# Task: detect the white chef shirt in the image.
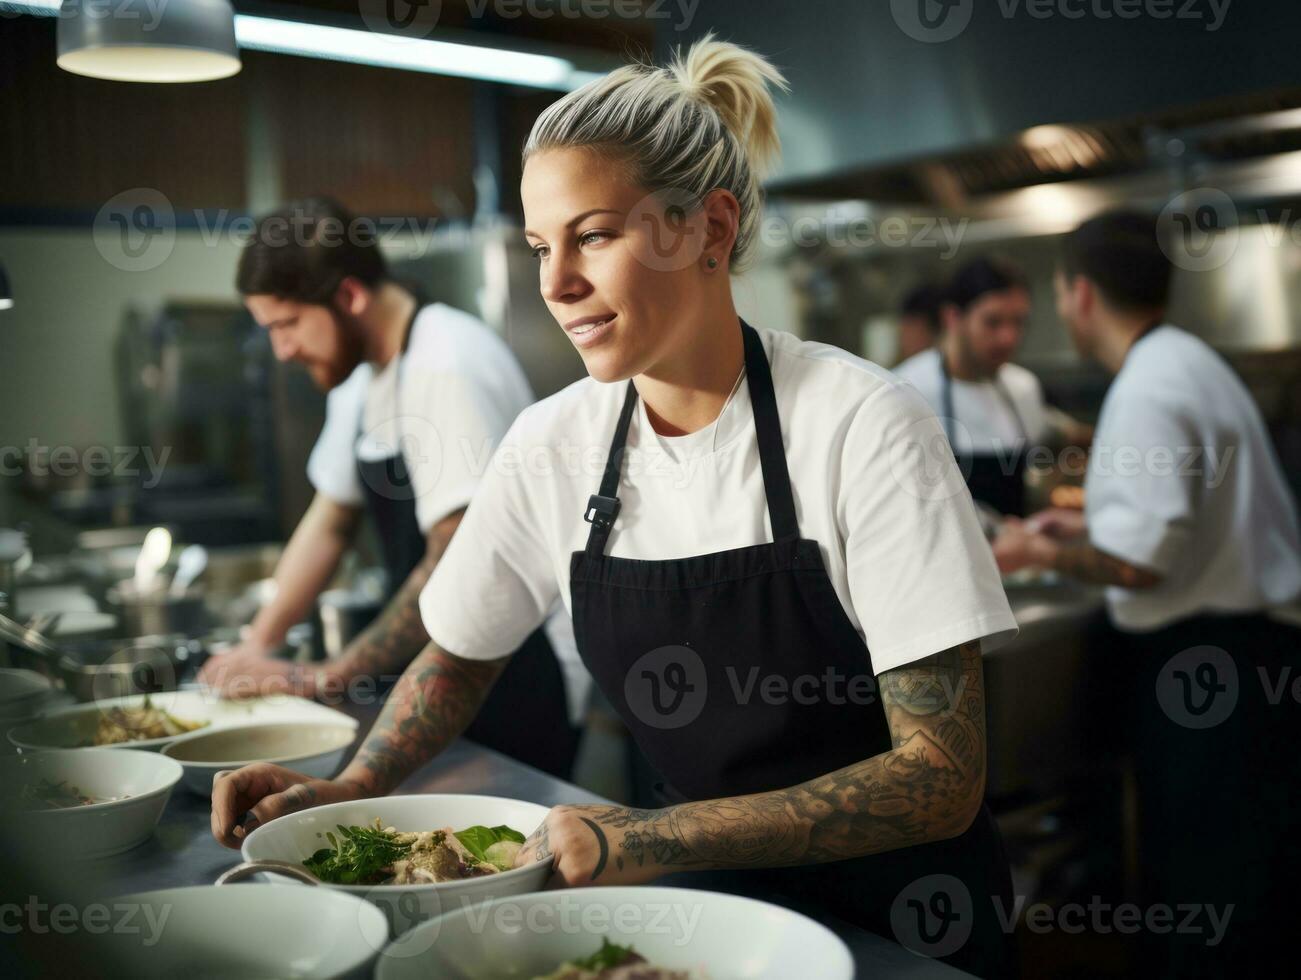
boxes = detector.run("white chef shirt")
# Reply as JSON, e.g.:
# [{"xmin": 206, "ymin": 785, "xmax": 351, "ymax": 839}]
[
  {"xmin": 306, "ymin": 302, "xmax": 590, "ymax": 723},
  {"xmin": 1086, "ymin": 325, "xmax": 1301, "ymax": 631},
  {"xmin": 894, "ymin": 347, "xmax": 1051, "ymax": 455},
  {"xmin": 420, "ymin": 326, "xmax": 1018, "ymax": 677}
]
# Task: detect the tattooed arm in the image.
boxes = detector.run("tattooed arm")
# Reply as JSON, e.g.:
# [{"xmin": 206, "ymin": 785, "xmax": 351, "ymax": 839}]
[
  {"xmin": 517, "ymin": 641, "xmax": 987, "ymax": 885},
  {"xmin": 210, "ymin": 639, "xmax": 509, "ymax": 846},
  {"xmin": 992, "ymin": 520, "xmax": 1162, "ymax": 589},
  {"xmin": 314, "ymin": 509, "xmax": 467, "ymax": 695}
]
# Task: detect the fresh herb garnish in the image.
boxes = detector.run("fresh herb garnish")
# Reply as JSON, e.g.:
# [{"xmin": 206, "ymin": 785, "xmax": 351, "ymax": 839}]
[
  {"xmin": 453, "ymin": 824, "xmax": 526, "ymax": 864},
  {"xmin": 571, "ymin": 938, "xmax": 638, "ymax": 971},
  {"xmin": 302, "ymin": 821, "xmax": 414, "ymax": 885}
]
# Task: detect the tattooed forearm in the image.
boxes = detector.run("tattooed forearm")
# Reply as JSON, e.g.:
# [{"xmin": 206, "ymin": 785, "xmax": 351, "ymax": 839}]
[
  {"xmin": 589, "ymin": 642, "xmax": 988, "ymax": 875},
  {"xmin": 338, "ymin": 642, "xmax": 507, "ymax": 796},
  {"xmin": 1051, "ymin": 541, "xmax": 1162, "ymax": 589},
  {"xmin": 331, "ymin": 512, "xmax": 465, "ymax": 686}
]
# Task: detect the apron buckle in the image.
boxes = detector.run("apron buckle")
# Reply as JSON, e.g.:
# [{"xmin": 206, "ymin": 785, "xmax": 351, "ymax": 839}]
[{"xmin": 584, "ymin": 494, "xmax": 621, "ymax": 530}]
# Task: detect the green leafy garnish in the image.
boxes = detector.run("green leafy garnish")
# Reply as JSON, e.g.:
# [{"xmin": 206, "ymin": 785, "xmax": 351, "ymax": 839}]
[
  {"xmin": 302, "ymin": 821, "xmax": 414, "ymax": 885},
  {"xmin": 571, "ymin": 939, "xmax": 638, "ymax": 971},
  {"xmin": 453, "ymin": 824, "xmax": 526, "ymax": 864}
]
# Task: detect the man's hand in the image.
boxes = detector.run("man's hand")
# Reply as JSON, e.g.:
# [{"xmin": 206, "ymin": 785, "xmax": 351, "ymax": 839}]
[
  {"xmin": 198, "ymin": 643, "xmax": 327, "ymax": 700},
  {"xmin": 514, "ymin": 804, "xmax": 685, "ymax": 888},
  {"xmin": 991, "ymin": 518, "xmax": 1056, "ymax": 575},
  {"xmin": 210, "ymin": 763, "xmax": 366, "ymax": 849},
  {"xmin": 1024, "ymin": 507, "xmax": 1087, "ymax": 540}
]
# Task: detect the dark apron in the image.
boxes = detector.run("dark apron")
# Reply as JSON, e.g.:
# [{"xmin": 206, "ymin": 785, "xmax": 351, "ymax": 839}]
[
  {"xmin": 354, "ymin": 301, "xmax": 580, "ymax": 780},
  {"xmin": 570, "ymin": 321, "xmax": 1014, "ymax": 977},
  {"xmin": 939, "ymin": 354, "xmax": 1029, "ymax": 517}
]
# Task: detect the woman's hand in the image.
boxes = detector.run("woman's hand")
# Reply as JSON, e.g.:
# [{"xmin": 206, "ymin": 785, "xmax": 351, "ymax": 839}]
[
  {"xmin": 514, "ymin": 804, "xmax": 684, "ymax": 888},
  {"xmin": 210, "ymin": 763, "xmax": 365, "ymax": 849}
]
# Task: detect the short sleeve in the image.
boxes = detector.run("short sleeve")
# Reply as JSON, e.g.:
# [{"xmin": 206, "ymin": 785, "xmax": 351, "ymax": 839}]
[
  {"xmin": 404, "ymin": 369, "xmax": 522, "ymax": 533},
  {"xmin": 306, "ymin": 374, "xmax": 365, "ymax": 507},
  {"xmin": 1086, "ymin": 392, "xmax": 1196, "ymax": 575},
  {"xmin": 840, "ymin": 383, "xmax": 1018, "ymax": 674},
  {"xmin": 419, "ymin": 413, "xmax": 559, "ymax": 660}
]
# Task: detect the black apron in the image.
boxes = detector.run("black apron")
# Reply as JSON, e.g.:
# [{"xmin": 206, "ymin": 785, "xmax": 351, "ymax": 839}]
[
  {"xmin": 939, "ymin": 353, "xmax": 1030, "ymax": 517},
  {"xmin": 354, "ymin": 300, "xmax": 580, "ymax": 780},
  {"xmin": 570, "ymin": 321, "xmax": 1014, "ymax": 977}
]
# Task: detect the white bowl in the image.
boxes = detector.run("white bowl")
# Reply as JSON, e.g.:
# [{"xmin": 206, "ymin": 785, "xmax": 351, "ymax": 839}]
[
  {"xmin": 163, "ymin": 721, "xmax": 358, "ymax": 797},
  {"xmin": 7, "ymin": 688, "xmax": 356, "ymax": 752},
  {"xmin": 240, "ymin": 794, "xmax": 553, "ymax": 935},
  {"xmin": 104, "ymin": 885, "xmax": 388, "ymax": 979},
  {"xmin": 0, "ymin": 748, "xmax": 182, "ymax": 858},
  {"xmin": 0, "ymin": 668, "xmax": 57, "ymax": 724},
  {"xmin": 375, "ymin": 886, "xmax": 855, "ymax": 979}
]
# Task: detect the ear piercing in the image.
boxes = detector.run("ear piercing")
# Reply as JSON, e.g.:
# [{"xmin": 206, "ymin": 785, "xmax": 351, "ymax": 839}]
[{"xmin": 706, "ymin": 257, "xmax": 718, "ymax": 269}]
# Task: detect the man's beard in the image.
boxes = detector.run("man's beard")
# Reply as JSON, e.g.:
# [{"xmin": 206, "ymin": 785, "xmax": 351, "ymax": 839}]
[{"xmin": 308, "ymin": 309, "xmax": 368, "ymax": 391}]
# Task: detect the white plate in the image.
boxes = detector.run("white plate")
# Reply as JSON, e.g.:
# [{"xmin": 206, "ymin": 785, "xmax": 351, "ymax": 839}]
[
  {"xmin": 163, "ymin": 720, "xmax": 358, "ymax": 797},
  {"xmin": 7, "ymin": 688, "xmax": 356, "ymax": 752},
  {"xmin": 240, "ymin": 794, "xmax": 553, "ymax": 936},
  {"xmin": 375, "ymin": 886, "xmax": 855, "ymax": 979},
  {"xmin": 0, "ymin": 748, "xmax": 182, "ymax": 858},
  {"xmin": 106, "ymin": 885, "xmax": 388, "ymax": 979}
]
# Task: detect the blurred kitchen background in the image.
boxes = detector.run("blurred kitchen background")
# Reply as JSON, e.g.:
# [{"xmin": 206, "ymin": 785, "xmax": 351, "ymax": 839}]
[{"xmin": 3, "ymin": 2, "xmax": 1301, "ymax": 975}]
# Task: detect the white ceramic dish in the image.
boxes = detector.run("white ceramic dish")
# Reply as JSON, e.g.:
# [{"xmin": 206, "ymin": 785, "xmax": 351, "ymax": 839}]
[
  {"xmin": 374, "ymin": 886, "xmax": 855, "ymax": 979},
  {"xmin": 163, "ymin": 720, "xmax": 358, "ymax": 797},
  {"xmin": 0, "ymin": 667, "xmax": 57, "ymax": 724},
  {"xmin": 0, "ymin": 748, "xmax": 182, "ymax": 858},
  {"xmin": 105, "ymin": 885, "xmax": 388, "ymax": 979},
  {"xmin": 240, "ymin": 794, "xmax": 553, "ymax": 935},
  {"xmin": 7, "ymin": 688, "xmax": 356, "ymax": 752}
]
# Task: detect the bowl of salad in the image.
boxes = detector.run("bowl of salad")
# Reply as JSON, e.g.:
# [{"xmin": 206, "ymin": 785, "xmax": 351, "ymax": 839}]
[
  {"xmin": 238, "ymin": 794, "xmax": 553, "ymax": 935},
  {"xmin": 372, "ymin": 886, "xmax": 855, "ymax": 979},
  {"xmin": 0, "ymin": 748, "xmax": 183, "ymax": 858}
]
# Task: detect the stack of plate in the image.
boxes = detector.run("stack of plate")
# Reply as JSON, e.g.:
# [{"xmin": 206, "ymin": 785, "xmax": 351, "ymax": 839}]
[{"xmin": 0, "ymin": 667, "xmax": 61, "ymax": 730}]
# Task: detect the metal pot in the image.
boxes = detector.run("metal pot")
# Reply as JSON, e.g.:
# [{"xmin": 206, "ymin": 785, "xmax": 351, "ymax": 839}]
[
  {"xmin": 107, "ymin": 580, "xmax": 209, "ymax": 638},
  {"xmin": 312, "ymin": 589, "xmax": 383, "ymax": 661}
]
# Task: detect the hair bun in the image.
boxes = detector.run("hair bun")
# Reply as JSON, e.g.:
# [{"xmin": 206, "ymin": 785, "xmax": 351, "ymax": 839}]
[{"xmin": 669, "ymin": 32, "xmax": 789, "ymax": 181}]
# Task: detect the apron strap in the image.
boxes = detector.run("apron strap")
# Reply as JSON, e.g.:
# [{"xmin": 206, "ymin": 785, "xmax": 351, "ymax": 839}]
[
  {"xmin": 353, "ymin": 294, "xmax": 424, "ymax": 444},
  {"xmin": 742, "ymin": 322, "xmax": 799, "ymax": 541},
  {"xmin": 583, "ymin": 321, "xmax": 801, "ymax": 557}
]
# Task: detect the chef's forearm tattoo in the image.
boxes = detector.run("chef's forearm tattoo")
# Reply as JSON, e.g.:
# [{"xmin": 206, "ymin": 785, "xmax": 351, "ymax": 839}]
[
  {"xmin": 1050, "ymin": 540, "xmax": 1162, "ymax": 589},
  {"xmin": 331, "ymin": 513, "xmax": 464, "ymax": 687},
  {"xmin": 585, "ymin": 642, "xmax": 988, "ymax": 877},
  {"xmin": 580, "ymin": 818, "xmax": 609, "ymax": 880},
  {"xmin": 341, "ymin": 643, "xmax": 507, "ymax": 795}
]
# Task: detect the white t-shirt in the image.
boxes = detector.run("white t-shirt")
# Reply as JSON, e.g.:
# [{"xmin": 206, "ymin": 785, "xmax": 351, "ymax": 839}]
[
  {"xmin": 307, "ymin": 302, "xmax": 590, "ymax": 723},
  {"xmin": 893, "ymin": 347, "xmax": 1050, "ymax": 455},
  {"xmin": 1086, "ymin": 325, "xmax": 1301, "ymax": 631},
  {"xmin": 420, "ymin": 327, "xmax": 1018, "ymax": 678}
]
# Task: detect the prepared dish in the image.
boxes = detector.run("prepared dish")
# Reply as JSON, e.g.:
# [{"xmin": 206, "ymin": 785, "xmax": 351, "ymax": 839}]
[
  {"xmin": 303, "ymin": 818, "xmax": 527, "ymax": 885},
  {"xmin": 534, "ymin": 939, "xmax": 697, "ymax": 980},
  {"xmin": 90, "ymin": 694, "xmax": 209, "ymax": 746}
]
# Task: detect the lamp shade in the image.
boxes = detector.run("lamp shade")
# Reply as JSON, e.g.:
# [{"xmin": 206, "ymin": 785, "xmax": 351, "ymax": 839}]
[
  {"xmin": 56, "ymin": 0, "xmax": 240, "ymax": 83},
  {"xmin": 0, "ymin": 263, "xmax": 11, "ymax": 311}
]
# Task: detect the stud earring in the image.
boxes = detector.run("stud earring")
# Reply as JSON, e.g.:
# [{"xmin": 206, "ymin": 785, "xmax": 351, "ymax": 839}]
[{"xmin": 706, "ymin": 257, "xmax": 718, "ymax": 269}]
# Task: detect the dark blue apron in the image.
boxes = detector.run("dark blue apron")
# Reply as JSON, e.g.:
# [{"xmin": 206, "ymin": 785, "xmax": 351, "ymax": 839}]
[
  {"xmin": 355, "ymin": 300, "xmax": 579, "ymax": 779},
  {"xmin": 570, "ymin": 321, "xmax": 1014, "ymax": 977}
]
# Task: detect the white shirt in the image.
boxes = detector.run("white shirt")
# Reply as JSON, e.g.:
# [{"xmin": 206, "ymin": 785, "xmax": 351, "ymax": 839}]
[
  {"xmin": 307, "ymin": 302, "xmax": 590, "ymax": 723},
  {"xmin": 893, "ymin": 347, "xmax": 1050, "ymax": 455},
  {"xmin": 1086, "ymin": 325, "xmax": 1301, "ymax": 631},
  {"xmin": 420, "ymin": 327, "xmax": 1018, "ymax": 677}
]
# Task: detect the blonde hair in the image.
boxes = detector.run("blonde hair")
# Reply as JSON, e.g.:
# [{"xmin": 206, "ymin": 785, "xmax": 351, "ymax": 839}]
[{"xmin": 522, "ymin": 32, "xmax": 788, "ymax": 273}]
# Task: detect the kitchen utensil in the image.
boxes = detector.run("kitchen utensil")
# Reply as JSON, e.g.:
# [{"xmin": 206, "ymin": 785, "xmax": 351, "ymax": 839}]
[
  {"xmin": 132, "ymin": 527, "xmax": 173, "ymax": 595},
  {"xmin": 169, "ymin": 544, "xmax": 208, "ymax": 597}
]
